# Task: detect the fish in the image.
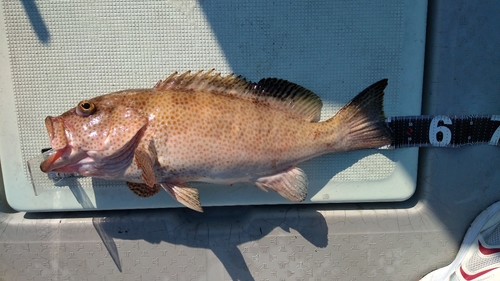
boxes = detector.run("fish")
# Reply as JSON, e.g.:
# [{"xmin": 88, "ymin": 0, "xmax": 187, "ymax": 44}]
[{"xmin": 40, "ymin": 70, "xmax": 393, "ymax": 212}]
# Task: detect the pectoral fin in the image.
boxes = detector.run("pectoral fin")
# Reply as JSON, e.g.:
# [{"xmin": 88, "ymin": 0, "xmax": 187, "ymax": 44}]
[
  {"xmin": 134, "ymin": 148, "xmax": 156, "ymax": 188},
  {"xmin": 126, "ymin": 182, "xmax": 161, "ymax": 197},
  {"xmin": 160, "ymin": 183, "xmax": 203, "ymax": 212},
  {"xmin": 254, "ymin": 167, "xmax": 308, "ymax": 202}
]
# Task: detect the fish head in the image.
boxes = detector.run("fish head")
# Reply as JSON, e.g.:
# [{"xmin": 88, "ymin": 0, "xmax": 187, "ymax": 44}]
[{"xmin": 40, "ymin": 97, "xmax": 148, "ymax": 177}]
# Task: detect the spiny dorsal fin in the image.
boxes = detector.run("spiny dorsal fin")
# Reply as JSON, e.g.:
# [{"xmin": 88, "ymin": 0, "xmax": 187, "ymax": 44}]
[{"xmin": 154, "ymin": 70, "xmax": 323, "ymax": 122}]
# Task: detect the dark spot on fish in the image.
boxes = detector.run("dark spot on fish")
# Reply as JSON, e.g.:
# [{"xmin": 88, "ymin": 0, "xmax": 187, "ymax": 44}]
[{"xmin": 313, "ymin": 130, "xmax": 321, "ymax": 140}]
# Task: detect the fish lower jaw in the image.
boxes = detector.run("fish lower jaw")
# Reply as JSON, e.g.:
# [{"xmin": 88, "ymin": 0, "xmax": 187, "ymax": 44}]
[
  {"xmin": 41, "ymin": 152, "xmax": 98, "ymax": 176},
  {"xmin": 40, "ymin": 146, "xmax": 83, "ymax": 173}
]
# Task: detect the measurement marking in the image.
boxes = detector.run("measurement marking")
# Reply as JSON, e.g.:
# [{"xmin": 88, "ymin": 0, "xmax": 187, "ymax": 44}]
[
  {"xmin": 406, "ymin": 127, "xmax": 413, "ymax": 136},
  {"xmin": 387, "ymin": 114, "xmax": 500, "ymax": 149}
]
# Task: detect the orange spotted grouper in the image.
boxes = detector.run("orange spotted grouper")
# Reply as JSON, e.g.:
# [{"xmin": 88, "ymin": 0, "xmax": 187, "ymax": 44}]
[{"xmin": 40, "ymin": 70, "xmax": 393, "ymax": 212}]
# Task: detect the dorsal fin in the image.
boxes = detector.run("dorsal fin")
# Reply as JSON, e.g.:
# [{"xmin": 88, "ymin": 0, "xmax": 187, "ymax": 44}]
[
  {"xmin": 252, "ymin": 78, "xmax": 323, "ymax": 122},
  {"xmin": 154, "ymin": 70, "xmax": 323, "ymax": 122}
]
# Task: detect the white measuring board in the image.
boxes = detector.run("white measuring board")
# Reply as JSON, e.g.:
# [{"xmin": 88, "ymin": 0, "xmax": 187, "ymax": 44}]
[{"xmin": 0, "ymin": 0, "xmax": 426, "ymax": 211}]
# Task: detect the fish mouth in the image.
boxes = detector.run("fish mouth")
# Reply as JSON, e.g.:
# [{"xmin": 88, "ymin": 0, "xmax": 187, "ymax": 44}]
[
  {"xmin": 40, "ymin": 116, "xmax": 88, "ymax": 173},
  {"xmin": 40, "ymin": 148, "xmax": 65, "ymax": 173},
  {"xmin": 39, "ymin": 146, "xmax": 89, "ymax": 173}
]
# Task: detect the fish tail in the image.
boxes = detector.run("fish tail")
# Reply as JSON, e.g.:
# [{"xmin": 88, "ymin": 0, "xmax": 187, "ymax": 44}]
[{"xmin": 327, "ymin": 79, "xmax": 393, "ymax": 151}]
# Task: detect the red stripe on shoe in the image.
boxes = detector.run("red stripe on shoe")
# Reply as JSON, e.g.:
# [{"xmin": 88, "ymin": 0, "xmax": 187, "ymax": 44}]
[
  {"xmin": 479, "ymin": 240, "xmax": 500, "ymax": 255},
  {"xmin": 460, "ymin": 266, "xmax": 498, "ymax": 280}
]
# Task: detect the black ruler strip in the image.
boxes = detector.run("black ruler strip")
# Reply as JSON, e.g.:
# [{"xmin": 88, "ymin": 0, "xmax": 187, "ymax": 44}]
[{"xmin": 386, "ymin": 115, "xmax": 500, "ymax": 149}]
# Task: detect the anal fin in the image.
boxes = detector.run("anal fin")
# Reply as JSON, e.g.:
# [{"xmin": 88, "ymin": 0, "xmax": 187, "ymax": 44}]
[
  {"xmin": 254, "ymin": 167, "xmax": 308, "ymax": 202},
  {"xmin": 160, "ymin": 183, "xmax": 203, "ymax": 212},
  {"xmin": 126, "ymin": 182, "xmax": 161, "ymax": 198}
]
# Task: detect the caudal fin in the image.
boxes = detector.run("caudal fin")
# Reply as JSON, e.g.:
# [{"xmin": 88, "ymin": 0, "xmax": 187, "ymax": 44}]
[{"xmin": 329, "ymin": 79, "xmax": 393, "ymax": 150}]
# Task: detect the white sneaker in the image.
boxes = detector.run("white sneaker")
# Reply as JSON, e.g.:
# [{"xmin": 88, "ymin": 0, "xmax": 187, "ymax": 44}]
[{"xmin": 421, "ymin": 201, "xmax": 500, "ymax": 281}]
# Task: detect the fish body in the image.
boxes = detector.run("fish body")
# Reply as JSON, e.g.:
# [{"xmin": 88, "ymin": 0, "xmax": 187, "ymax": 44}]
[{"xmin": 40, "ymin": 70, "xmax": 393, "ymax": 211}]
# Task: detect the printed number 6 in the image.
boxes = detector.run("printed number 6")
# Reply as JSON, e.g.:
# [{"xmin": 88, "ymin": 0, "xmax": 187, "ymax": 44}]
[{"xmin": 429, "ymin": 116, "xmax": 452, "ymax": 147}]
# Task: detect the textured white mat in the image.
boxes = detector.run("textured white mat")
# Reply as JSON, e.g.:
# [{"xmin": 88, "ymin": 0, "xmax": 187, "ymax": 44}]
[{"xmin": 0, "ymin": 0, "xmax": 426, "ymax": 211}]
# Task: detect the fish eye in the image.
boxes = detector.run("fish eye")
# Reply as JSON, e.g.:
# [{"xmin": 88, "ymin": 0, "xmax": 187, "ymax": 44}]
[{"xmin": 76, "ymin": 100, "xmax": 96, "ymax": 116}]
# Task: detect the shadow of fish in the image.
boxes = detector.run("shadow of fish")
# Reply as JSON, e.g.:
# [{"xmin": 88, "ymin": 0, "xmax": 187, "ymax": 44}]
[{"xmin": 40, "ymin": 70, "xmax": 393, "ymax": 212}]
